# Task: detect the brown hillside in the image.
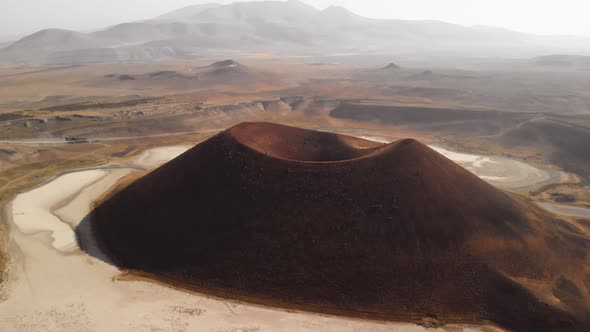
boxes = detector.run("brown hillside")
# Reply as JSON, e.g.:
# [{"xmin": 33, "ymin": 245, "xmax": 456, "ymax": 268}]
[{"xmin": 83, "ymin": 122, "xmax": 590, "ymax": 332}]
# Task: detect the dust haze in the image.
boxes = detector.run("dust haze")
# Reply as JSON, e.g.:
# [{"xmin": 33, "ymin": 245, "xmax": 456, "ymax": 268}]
[{"xmin": 1, "ymin": 1, "xmax": 590, "ymax": 332}]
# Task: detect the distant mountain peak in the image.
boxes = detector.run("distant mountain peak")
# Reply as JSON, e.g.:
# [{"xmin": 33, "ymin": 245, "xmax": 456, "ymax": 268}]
[
  {"xmin": 320, "ymin": 5, "xmax": 358, "ymax": 16},
  {"xmin": 156, "ymin": 3, "xmax": 223, "ymax": 21},
  {"xmin": 318, "ymin": 5, "xmax": 364, "ymax": 23}
]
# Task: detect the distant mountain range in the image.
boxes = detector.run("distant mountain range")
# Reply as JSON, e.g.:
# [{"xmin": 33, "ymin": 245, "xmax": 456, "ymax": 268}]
[{"xmin": 2, "ymin": 0, "xmax": 590, "ymax": 65}]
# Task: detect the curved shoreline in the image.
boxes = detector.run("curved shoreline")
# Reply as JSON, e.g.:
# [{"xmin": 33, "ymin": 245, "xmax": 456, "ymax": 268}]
[
  {"xmin": 11, "ymin": 170, "xmax": 108, "ymax": 252},
  {"xmin": 358, "ymin": 135, "xmax": 571, "ymax": 191}
]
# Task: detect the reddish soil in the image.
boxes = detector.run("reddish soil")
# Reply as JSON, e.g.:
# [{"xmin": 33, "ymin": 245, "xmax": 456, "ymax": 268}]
[{"xmin": 85, "ymin": 122, "xmax": 590, "ymax": 332}]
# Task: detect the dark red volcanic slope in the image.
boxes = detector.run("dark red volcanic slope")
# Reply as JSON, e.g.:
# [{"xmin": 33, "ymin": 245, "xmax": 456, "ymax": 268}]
[{"xmin": 83, "ymin": 122, "xmax": 590, "ymax": 332}]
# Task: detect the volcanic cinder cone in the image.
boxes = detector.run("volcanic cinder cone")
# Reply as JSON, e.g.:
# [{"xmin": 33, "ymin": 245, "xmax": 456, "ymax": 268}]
[{"xmin": 83, "ymin": 122, "xmax": 590, "ymax": 332}]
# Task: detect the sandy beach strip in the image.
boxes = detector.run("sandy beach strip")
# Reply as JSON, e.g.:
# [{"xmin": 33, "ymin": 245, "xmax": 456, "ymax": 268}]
[{"xmin": 10, "ymin": 170, "xmax": 109, "ymax": 253}]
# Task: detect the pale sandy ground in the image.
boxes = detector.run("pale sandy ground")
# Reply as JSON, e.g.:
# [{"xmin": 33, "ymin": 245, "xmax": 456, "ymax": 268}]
[
  {"xmin": 132, "ymin": 146, "xmax": 192, "ymax": 169},
  {"xmin": 0, "ymin": 163, "xmax": 505, "ymax": 331},
  {"xmin": 53, "ymin": 169, "xmax": 132, "ymax": 228},
  {"xmin": 429, "ymin": 146, "xmax": 568, "ymax": 190},
  {"xmin": 10, "ymin": 170, "xmax": 108, "ymax": 253},
  {"xmin": 359, "ymin": 136, "xmax": 569, "ymax": 190},
  {"xmin": 537, "ymin": 202, "xmax": 590, "ymax": 219}
]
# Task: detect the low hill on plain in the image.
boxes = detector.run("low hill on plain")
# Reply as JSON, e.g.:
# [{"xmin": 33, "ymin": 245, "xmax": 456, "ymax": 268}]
[{"xmin": 100, "ymin": 60, "xmax": 279, "ymax": 90}]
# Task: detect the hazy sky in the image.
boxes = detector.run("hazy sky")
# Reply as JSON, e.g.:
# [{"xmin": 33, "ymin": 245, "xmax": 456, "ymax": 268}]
[{"xmin": 2, "ymin": 0, "xmax": 590, "ymax": 40}]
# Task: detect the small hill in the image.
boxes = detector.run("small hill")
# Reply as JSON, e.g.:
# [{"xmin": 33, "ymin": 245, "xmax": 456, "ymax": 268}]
[
  {"xmin": 398, "ymin": 69, "xmax": 435, "ymax": 81},
  {"xmin": 418, "ymin": 69, "xmax": 434, "ymax": 76},
  {"xmin": 147, "ymin": 70, "xmax": 184, "ymax": 79},
  {"xmin": 383, "ymin": 62, "xmax": 401, "ymax": 70},
  {"xmin": 5, "ymin": 29, "xmax": 97, "ymax": 52},
  {"xmin": 100, "ymin": 60, "xmax": 279, "ymax": 89},
  {"xmin": 104, "ymin": 60, "xmax": 248, "ymax": 83},
  {"xmin": 200, "ymin": 59, "xmax": 248, "ymax": 75},
  {"xmin": 104, "ymin": 71, "xmax": 185, "ymax": 82},
  {"xmin": 207, "ymin": 59, "xmax": 241, "ymax": 69},
  {"xmin": 83, "ymin": 122, "xmax": 590, "ymax": 332},
  {"xmin": 195, "ymin": 60, "xmax": 277, "ymax": 86}
]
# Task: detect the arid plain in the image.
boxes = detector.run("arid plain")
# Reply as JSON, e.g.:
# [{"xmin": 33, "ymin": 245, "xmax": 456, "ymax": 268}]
[{"xmin": 1, "ymin": 54, "xmax": 590, "ymax": 332}]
